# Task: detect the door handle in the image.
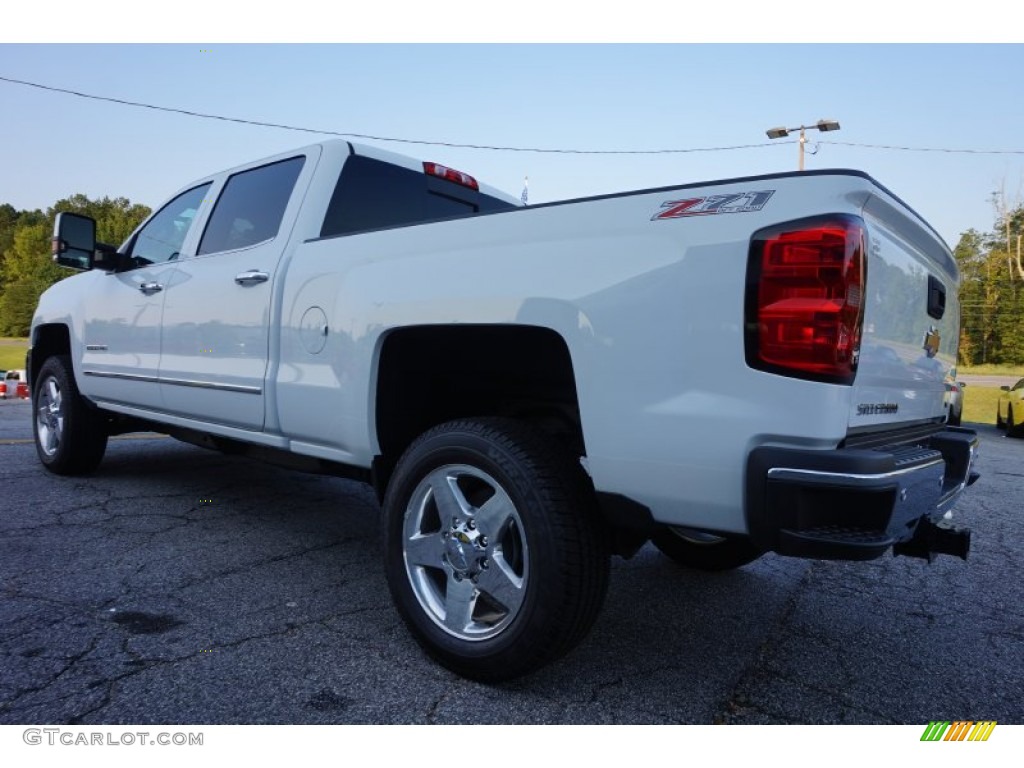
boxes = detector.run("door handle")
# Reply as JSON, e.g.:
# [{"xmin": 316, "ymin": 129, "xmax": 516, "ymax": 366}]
[
  {"xmin": 139, "ymin": 282, "xmax": 163, "ymax": 295},
  {"xmin": 235, "ymin": 270, "xmax": 270, "ymax": 286}
]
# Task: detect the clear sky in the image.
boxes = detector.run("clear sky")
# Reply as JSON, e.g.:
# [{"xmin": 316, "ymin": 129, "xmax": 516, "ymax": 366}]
[{"xmin": 2, "ymin": 39, "xmax": 1023, "ymax": 247}]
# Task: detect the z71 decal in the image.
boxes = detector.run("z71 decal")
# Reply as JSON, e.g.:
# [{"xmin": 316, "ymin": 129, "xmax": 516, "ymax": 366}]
[{"xmin": 652, "ymin": 190, "xmax": 775, "ymax": 220}]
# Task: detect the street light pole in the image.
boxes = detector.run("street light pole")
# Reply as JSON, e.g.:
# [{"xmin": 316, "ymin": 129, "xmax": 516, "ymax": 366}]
[{"xmin": 766, "ymin": 120, "xmax": 841, "ymax": 170}]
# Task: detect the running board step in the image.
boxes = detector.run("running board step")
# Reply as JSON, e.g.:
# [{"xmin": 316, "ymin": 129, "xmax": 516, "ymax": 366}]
[{"xmin": 778, "ymin": 526, "xmax": 895, "ymax": 561}]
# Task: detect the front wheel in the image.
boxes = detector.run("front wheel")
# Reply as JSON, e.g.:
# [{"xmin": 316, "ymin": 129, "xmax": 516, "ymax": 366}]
[
  {"xmin": 652, "ymin": 527, "xmax": 764, "ymax": 571},
  {"xmin": 382, "ymin": 418, "xmax": 609, "ymax": 682},
  {"xmin": 33, "ymin": 355, "xmax": 108, "ymax": 475}
]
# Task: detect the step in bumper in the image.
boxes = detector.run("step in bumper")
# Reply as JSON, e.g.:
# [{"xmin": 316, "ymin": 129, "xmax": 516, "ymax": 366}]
[{"xmin": 745, "ymin": 427, "xmax": 979, "ymax": 561}]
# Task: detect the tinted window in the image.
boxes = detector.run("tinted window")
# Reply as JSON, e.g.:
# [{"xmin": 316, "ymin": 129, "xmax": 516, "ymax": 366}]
[
  {"xmin": 198, "ymin": 156, "xmax": 304, "ymax": 255},
  {"xmin": 127, "ymin": 183, "xmax": 212, "ymax": 267},
  {"xmin": 320, "ymin": 155, "xmax": 516, "ymax": 237}
]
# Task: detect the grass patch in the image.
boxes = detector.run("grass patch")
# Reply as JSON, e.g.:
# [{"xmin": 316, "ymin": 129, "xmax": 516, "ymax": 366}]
[
  {"xmin": 961, "ymin": 385, "xmax": 1003, "ymax": 426},
  {"xmin": 0, "ymin": 344, "xmax": 29, "ymax": 371},
  {"xmin": 958, "ymin": 363, "xmax": 1024, "ymax": 377}
]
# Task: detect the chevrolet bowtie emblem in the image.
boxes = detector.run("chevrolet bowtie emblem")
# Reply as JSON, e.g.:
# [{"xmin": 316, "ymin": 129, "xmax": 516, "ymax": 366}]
[{"xmin": 923, "ymin": 326, "xmax": 941, "ymax": 358}]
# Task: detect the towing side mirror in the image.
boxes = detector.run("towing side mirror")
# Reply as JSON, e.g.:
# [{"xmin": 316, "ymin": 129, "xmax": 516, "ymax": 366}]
[{"xmin": 52, "ymin": 212, "xmax": 97, "ymax": 271}]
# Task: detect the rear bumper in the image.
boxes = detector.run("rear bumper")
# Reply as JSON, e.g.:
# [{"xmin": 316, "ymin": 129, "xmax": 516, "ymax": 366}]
[{"xmin": 746, "ymin": 426, "xmax": 979, "ymax": 561}]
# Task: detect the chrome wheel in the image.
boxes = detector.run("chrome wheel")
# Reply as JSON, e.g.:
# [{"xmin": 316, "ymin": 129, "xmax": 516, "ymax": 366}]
[
  {"xmin": 32, "ymin": 355, "xmax": 108, "ymax": 475},
  {"xmin": 383, "ymin": 418, "xmax": 610, "ymax": 681},
  {"xmin": 403, "ymin": 464, "xmax": 529, "ymax": 641},
  {"xmin": 36, "ymin": 376, "xmax": 64, "ymax": 457}
]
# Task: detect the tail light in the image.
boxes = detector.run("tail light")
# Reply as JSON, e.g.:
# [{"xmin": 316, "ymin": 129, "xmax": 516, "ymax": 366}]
[
  {"xmin": 745, "ymin": 214, "xmax": 866, "ymax": 384},
  {"xmin": 423, "ymin": 162, "xmax": 479, "ymax": 191}
]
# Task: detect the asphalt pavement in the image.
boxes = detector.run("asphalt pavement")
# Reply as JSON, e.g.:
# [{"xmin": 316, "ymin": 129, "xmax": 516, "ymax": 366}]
[{"xmin": 1, "ymin": 397, "xmax": 1021, "ymax": 724}]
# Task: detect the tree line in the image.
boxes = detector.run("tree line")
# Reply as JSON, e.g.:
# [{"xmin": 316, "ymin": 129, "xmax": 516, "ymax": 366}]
[
  {"xmin": 0, "ymin": 196, "xmax": 151, "ymax": 336},
  {"xmin": 955, "ymin": 200, "xmax": 1024, "ymax": 367}
]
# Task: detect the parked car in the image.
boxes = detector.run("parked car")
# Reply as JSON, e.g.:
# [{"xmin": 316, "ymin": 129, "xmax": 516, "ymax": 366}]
[
  {"xmin": 997, "ymin": 378, "xmax": 1024, "ymax": 436},
  {"xmin": 945, "ymin": 379, "xmax": 965, "ymax": 426},
  {"xmin": 1, "ymin": 369, "xmax": 29, "ymax": 400}
]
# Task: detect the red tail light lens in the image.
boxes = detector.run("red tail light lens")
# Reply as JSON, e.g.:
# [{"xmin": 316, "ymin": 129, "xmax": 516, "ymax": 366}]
[
  {"xmin": 423, "ymin": 162, "xmax": 480, "ymax": 191},
  {"xmin": 746, "ymin": 215, "xmax": 866, "ymax": 383}
]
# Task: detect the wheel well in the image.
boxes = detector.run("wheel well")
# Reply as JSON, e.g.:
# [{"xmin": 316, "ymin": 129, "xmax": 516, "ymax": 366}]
[
  {"xmin": 30, "ymin": 324, "xmax": 71, "ymax": 387},
  {"xmin": 374, "ymin": 325, "xmax": 583, "ymax": 489}
]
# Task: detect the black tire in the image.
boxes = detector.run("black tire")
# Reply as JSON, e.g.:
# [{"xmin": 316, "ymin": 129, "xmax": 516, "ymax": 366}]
[
  {"xmin": 382, "ymin": 417, "xmax": 609, "ymax": 682},
  {"xmin": 1009, "ymin": 406, "xmax": 1022, "ymax": 438},
  {"xmin": 948, "ymin": 407, "xmax": 962, "ymax": 427},
  {"xmin": 33, "ymin": 355, "xmax": 108, "ymax": 475},
  {"xmin": 652, "ymin": 527, "xmax": 764, "ymax": 571},
  {"xmin": 995, "ymin": 406, "xmax": 1005, "ymax": 430}
]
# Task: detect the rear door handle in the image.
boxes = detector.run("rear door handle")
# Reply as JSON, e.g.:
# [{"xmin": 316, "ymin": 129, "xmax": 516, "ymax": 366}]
[
  {"xmin": 139, "ymin": 282, "xmax": 163, "ymax": 295},
  {"xmin": 235, "ymin": 270, "xmax": 270, "ymax": 286}
]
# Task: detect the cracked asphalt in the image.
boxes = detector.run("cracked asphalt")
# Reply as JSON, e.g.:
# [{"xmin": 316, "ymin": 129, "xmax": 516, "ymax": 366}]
[{"xmin": 1, "ymin": 397, "xmax": 1021, "ymax": 724}]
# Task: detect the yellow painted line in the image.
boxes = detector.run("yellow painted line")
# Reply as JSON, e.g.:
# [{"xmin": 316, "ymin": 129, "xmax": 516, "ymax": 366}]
[{"xmin": 0, "ymin": 434, "xmax": 169, "ymax": 445}]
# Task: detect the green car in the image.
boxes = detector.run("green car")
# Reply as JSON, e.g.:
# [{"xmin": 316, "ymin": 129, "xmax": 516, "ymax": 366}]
[{"xmin": 997, "ymin": 378, "xmax": 1024, "ymax": 436}]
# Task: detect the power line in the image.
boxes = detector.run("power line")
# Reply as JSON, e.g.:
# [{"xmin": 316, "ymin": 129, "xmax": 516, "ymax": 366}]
[
  {"xmin": 820, "ymin": 140, "xmax": 1024, "ymax": 156},
  {"xmin": 0, "ymin": 75, "xmax": 789, "ymax": 156},
  {"xmin": 11, "ymin": 74, "xmax": 1024, "ymax": 158}
]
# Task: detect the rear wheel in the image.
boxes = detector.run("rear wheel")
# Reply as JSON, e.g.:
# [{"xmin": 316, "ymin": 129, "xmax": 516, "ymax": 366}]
[
  {"xmin": 382, "ymin": 418, "xmax": 609, "ymax": 682},
  {"xmin": 652, "ymin": 527, "xmax": 764, "ymax": 571},
  {"xmin": 1009, "ymin": 406, "xmax": 1022, "ymax": 438},
  {"xmin": 33, "ymin": 355, "xmax": 108, "ymax": 475}
]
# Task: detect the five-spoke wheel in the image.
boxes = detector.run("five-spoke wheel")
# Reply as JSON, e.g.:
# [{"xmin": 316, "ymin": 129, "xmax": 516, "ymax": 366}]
[
  {"xmin": 32, "ymin": 355, "xmax": 108, "ymax": 475},
  {"xmin": 383, "ymin": 418, "xmax": 609, "ymax": 682},
  {"xmin": 402, "ymin": 463, "xmax": 529, "ymax": 641},
  {"xmin": 35, "ymin": 375, "xmax": 65, "ymax": 459}
]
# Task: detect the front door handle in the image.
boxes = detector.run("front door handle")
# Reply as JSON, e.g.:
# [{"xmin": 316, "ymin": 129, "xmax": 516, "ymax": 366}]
[
  {"xmin": 139, "ymin": 282, "xmax": 163, "ymax": 295},
  {"xmin": 235, "ymin": 270, "xmax": 270, "ymax": 286}
]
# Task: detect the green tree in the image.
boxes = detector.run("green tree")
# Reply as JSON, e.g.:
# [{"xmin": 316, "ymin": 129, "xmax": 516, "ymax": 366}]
[
  {"xmin": 0, "ymin": 222, "xmax": 66, "ymax": 336},
  {"xmin": 0, "ymin": 195, "xmax": 151, "ymax": 337},
  {"xmin": 954, "ymin": 229, "xmax": 985, "ymax": 365},
  {"xmin": 48, "ymin": 195, "xmax": 151, "ymax": 248},
  {"xmin": 955, "ymin": 202, "xmax": 1024, "ymax": 367}
]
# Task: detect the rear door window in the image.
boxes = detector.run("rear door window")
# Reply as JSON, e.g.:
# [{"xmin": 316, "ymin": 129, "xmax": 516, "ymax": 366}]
[{"xmin": 198, "ymin": 156, "xmax": 305, "ymax": 255}]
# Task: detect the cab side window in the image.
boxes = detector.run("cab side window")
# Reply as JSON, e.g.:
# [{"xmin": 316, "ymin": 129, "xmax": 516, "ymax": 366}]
[
  {"xmin": 198, "ymin": 156, "xmax": 304, "ymax": 256},
  {"xmin": 126, "ymin": 184, "xmax": 212, "ymax": 268}
]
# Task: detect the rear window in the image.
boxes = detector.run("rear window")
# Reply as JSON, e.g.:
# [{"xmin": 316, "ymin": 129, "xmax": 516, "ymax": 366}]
[{"xmin": 320, "ymin": 155, "xmax": 515, "ymax": 238}]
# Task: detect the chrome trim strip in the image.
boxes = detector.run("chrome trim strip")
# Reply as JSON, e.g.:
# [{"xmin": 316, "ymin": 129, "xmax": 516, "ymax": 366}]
[
  {"xmin": 160, "ymin": 377, "xmax": 262, "ymax": 394},
  {"xmin": 767, "ymin": 458, "xmax": 944, "ymax": 484},
  {"xmin": 83, "ymin": 370, "xmax": 158, "ymax": 383},
  {"xmin": 83, "ymin": 370, "xmax": 261, "ymax": 394}
]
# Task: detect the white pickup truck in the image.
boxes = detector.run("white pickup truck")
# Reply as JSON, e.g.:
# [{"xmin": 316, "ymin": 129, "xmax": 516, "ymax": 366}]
[{"xmin": 32, "ymin": 139, "xmax": 979, "ymax": 681}]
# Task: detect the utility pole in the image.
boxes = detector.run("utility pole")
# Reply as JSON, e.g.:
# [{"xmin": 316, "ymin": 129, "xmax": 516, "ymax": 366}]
[{"xmin": 766, "ymin": 120, "xmax": 841, "ymax": 170}]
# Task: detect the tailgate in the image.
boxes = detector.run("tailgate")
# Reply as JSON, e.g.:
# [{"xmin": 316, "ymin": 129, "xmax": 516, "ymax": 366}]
[{"xmin": 852, "ymin": 191, "xmax": 959, "ymax": 431}]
